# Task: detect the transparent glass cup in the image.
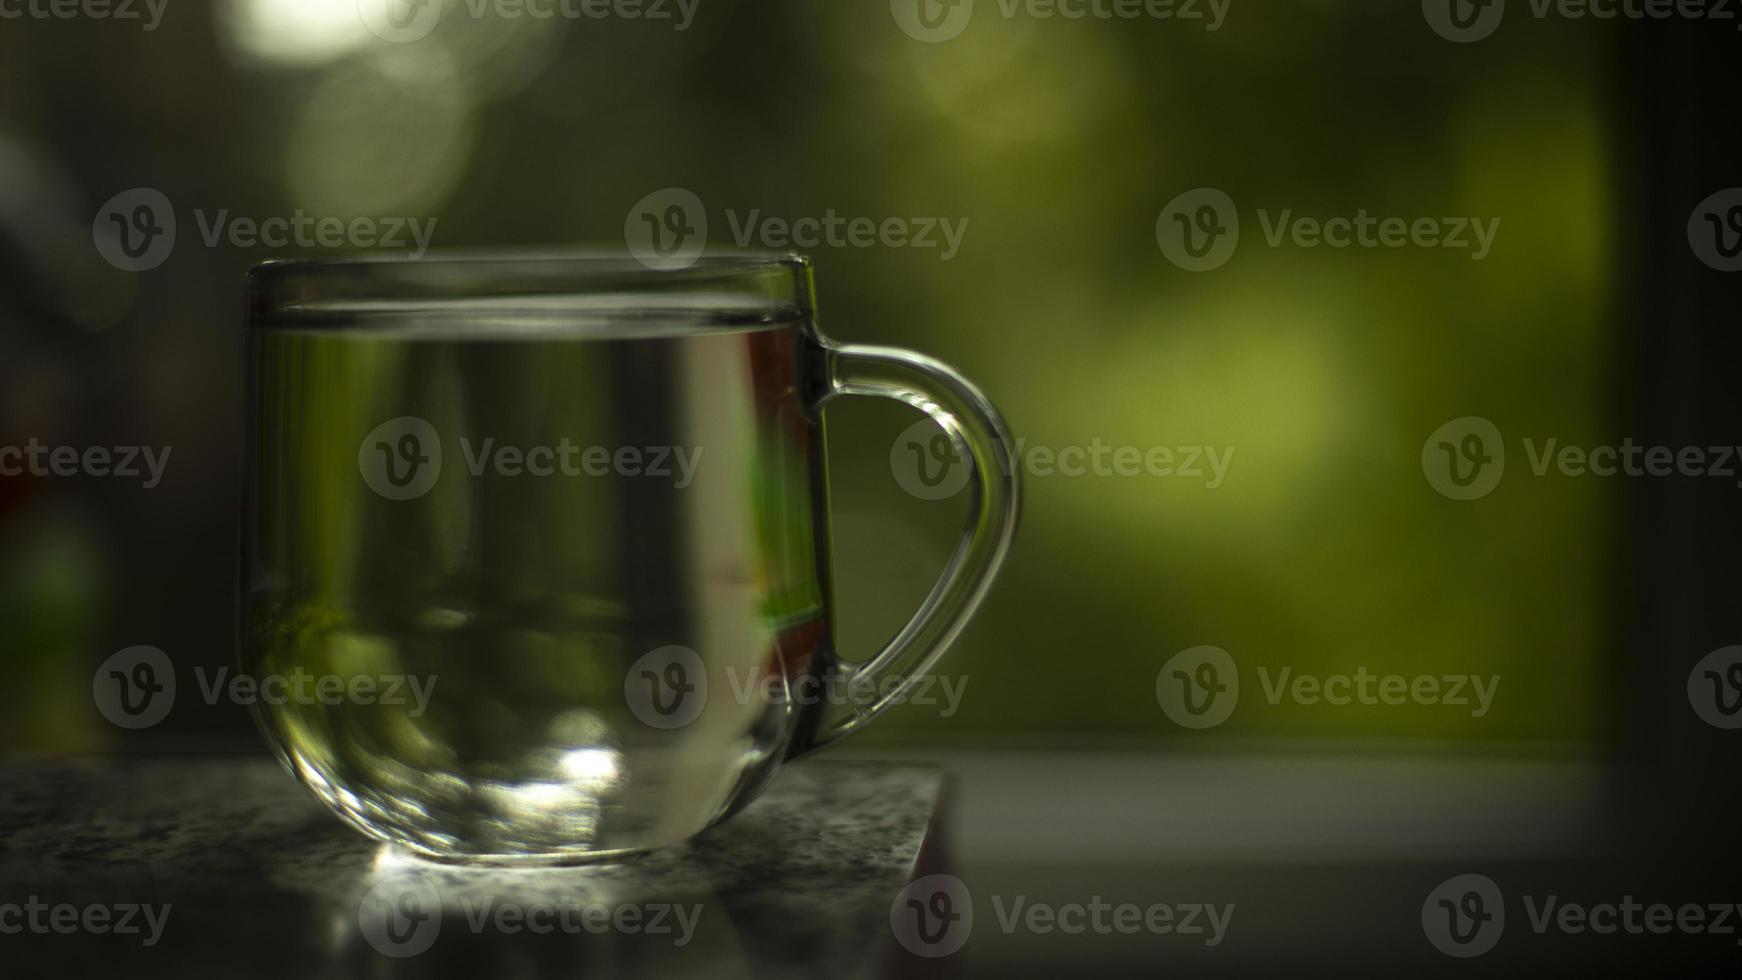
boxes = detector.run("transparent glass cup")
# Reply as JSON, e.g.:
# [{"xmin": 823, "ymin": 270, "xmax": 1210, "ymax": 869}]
[{"xmin": 240, "ymin": 253, "xmax": 1019, "ymax": 864}]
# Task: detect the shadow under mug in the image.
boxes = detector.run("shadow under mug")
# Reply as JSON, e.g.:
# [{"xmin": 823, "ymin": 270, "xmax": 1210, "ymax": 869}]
[{"xmin": 240, "ymin": 252, "xmax": 1020, "ymax": 863}]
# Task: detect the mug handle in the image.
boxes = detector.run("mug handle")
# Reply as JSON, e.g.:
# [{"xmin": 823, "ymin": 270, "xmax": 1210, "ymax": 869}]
[{"xmin": 790, "ymin": 341, "xmax": 1022, "ymax": 755}]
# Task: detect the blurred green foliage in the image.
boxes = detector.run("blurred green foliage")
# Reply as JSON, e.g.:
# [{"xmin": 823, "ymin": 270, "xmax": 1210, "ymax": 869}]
[{"xmin": 0, "ymin": 1, "xmax": 1618, "ymax": 750}]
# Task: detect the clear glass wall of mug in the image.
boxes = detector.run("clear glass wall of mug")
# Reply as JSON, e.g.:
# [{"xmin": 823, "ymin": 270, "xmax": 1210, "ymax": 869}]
[{"xmin": 241, "ymin": 253, "xmax": 1019, "ymax": 864}]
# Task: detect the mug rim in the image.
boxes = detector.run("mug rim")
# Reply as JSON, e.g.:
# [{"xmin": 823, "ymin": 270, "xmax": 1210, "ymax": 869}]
[
  {"xmin": 246, "ymin": 249, "xmax": 815, "ymax": 333},
  {"xmin": 248, "ymin": 248, "xmax": 810, "ymax": 276}
]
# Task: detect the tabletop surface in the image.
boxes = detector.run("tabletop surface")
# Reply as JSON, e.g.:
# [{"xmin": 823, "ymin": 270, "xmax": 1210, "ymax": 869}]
[{"xmin": 0, "ymin": 754, "xmax": 943, "ymax": 979}]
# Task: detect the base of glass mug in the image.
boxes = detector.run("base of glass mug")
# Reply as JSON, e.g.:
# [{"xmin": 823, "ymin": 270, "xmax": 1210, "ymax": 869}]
[
  {"xmin": 274, "ymin": 746, "xmax": 787, "ymax": 866},
  {"xmin": 321, "ymin": 792, "xmax": 714, "ymax": 867},
  {"xmin": 379, "ymin": 838, "xmax": 665, "ymax": 868},
  {"xmin": 318, "ymin": 784, "xmax": 735, "ymax": 866}
]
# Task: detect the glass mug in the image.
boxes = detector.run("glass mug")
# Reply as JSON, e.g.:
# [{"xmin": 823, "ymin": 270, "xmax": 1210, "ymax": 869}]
[{"xmin": 241, "ymin": 253, "xmax": 1019, "ymax": 863}]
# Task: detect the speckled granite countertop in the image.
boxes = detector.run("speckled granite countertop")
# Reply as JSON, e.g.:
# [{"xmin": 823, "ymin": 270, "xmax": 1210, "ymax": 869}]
[{"xmin": 0, "ymin": 755, "xmax": 945, "ymax": 979}]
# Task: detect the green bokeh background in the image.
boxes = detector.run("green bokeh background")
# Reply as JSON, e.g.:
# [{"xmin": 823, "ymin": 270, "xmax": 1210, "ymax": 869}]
[{"xmin": 0, "ymin": 0, "xmax": 1621, "ymax": 751}]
